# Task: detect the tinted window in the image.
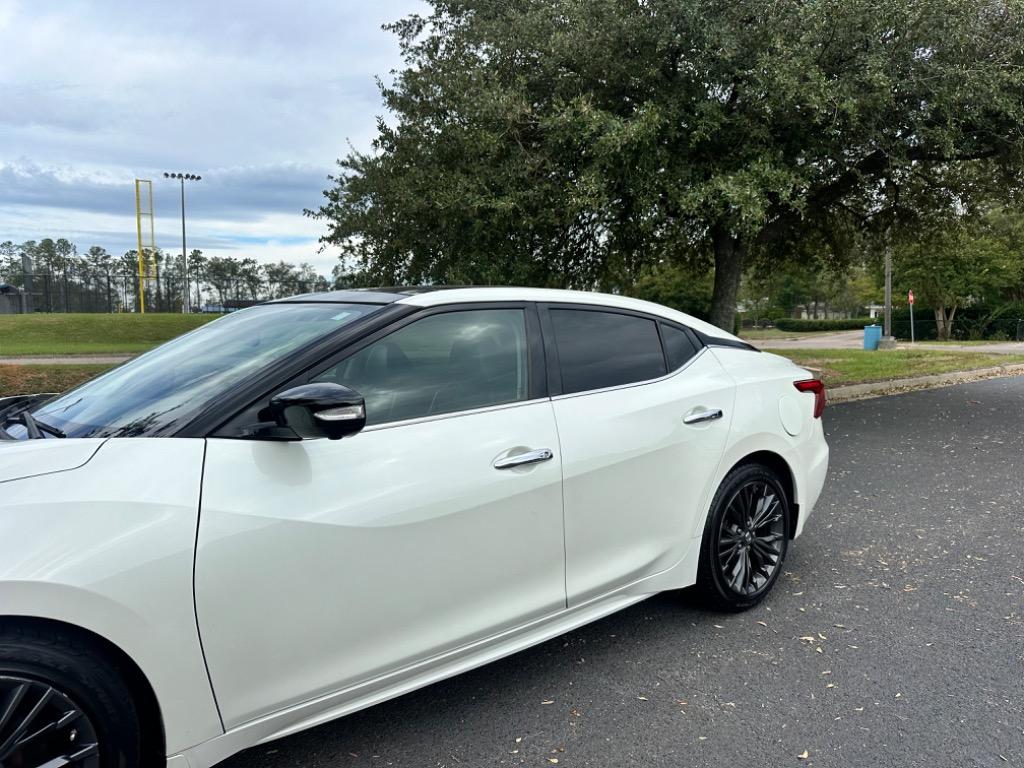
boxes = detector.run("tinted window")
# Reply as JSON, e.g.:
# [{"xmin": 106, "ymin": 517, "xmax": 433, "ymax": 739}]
[
  {"xmin": 551, "ymin": 309, "xmax": 666, "ymax": 394},
  {"xmin": 315, "ymin": 309, "xmax": 529, "ymax": 425},
  {"xmin": 661, "ymin": 323, "xmax": 701, "ymax": 370},
  {"xmin": 20, "ymin": 303, "xmax": 381, "ymax": 439}
]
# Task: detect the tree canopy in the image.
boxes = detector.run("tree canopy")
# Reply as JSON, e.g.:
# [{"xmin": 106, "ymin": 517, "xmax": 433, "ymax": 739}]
[
  {"xmin": 314, "ymin": 0, "xmax": 1024, "ymax": 329},
  {"xmin": 0, "ymin": 239, "xmax": 329, "ymax": 312},
  {"xmin": 895, "ymin": 206, "xmax": 1024, "ymax": 338}
]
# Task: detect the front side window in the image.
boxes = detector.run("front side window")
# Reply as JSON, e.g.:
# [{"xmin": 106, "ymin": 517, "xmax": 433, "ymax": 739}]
[
  {"xmin": 551, "ymin": 309, "xmax": 667, "ymax": 395},
  {"xmin": 20, "ymin": 303, "xmax": 382, "ymax": 439},
  {"xmin": 314, "ymin": 309, "xmax": 529, "ymax": 425}
]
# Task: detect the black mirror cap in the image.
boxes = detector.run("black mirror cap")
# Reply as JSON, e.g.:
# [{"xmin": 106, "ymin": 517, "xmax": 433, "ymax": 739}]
[{"xmin": 269, "ymin": 383, "xmax": 366, "ymax": 440}]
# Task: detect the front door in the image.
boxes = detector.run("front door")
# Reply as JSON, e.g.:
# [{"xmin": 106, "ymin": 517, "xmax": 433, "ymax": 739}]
[{"xmin": 195, "ymin": 306, "xmax": 565, "ymax": 728}]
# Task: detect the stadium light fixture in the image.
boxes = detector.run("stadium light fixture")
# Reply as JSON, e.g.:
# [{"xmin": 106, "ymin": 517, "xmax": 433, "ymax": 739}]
[{"xmin": 163, "ymin": 171, "xmax": 203, "ymax": 313}]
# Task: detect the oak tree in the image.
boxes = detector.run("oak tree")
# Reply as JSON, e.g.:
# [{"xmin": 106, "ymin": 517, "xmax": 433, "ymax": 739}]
[{"xmin": 314, "ymin": 0, "xmax": 1024, "ymax": 329}]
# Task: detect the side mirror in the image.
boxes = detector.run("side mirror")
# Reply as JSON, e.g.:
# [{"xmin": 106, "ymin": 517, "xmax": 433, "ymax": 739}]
[{"xmin": 269, "ymin": 383, "xmax": 366, "ymax": 440}]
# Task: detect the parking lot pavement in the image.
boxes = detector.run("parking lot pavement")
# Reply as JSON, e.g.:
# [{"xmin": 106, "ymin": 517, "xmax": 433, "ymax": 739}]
[{"xmin": 219, "ymin": 378, "xmax": 1024, "ymax": 768}]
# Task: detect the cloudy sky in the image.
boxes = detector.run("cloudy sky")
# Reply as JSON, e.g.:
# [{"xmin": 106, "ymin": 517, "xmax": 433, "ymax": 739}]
[{"xmin": 0, "ymin": 0, "xmax": 425, "ymax": 275}]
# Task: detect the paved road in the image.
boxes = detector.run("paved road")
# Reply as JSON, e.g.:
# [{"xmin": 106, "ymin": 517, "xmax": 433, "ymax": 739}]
[
  {"xmin": 756, "ymin": 330, "xmax": 866, "ymax": 350},
  {"xmin": 219, "ymin": 378, "xmax": 1024, "ymax": 768},
  {"xmin": 4, "ymin": 338, "xmax": 1023, "ymax": 363},
  {"xmin": 756, "ymin": 331, "xmax": 1024, "ymax": 354}
]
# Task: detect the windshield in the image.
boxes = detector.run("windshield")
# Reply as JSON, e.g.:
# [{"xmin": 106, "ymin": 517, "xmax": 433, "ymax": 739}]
[{"xmin": 13, "ymin": 302, "xmax": 383, "ymax": 439}]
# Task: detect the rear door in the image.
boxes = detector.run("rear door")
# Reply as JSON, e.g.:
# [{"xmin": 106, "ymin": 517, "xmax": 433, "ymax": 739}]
[{"xmin": 541, "ymin": 305, "xmax": 736, "ymax": 605}]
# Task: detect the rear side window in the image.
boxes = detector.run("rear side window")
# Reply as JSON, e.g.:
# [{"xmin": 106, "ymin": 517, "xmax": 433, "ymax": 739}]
[
  {"xmin": 661, "ymin": 323, "xmax": 701, "ymax": 370},
  {"xmin": 551, "ymin": 309, "xmax": 667, "ymax": 395}
]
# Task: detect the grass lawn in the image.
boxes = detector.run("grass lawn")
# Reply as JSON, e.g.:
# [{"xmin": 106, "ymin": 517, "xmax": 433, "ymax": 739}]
[
  {"xmin": 5, "ymin": 347, "xmax": 1024, "ymax": 399},
  {"xmin": 0, "ymin": 364, "xmax": 116, "ymax": 397},
  {"xmin": 776, "ymin": 348, "xmax": 1024, "ymax": 388},
  {"xmin": 0, "ymin": 313, "xmax": 216, "ymax": 356}
]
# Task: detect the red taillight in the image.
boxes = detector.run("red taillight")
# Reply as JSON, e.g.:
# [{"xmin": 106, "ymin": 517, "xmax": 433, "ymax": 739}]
[{"xmin": 794, "ymin": 379, "xmax": 826, "ymax": 418}]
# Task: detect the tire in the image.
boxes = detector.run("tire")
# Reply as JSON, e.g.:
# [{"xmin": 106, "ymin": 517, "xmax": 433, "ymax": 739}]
[
  {"xmin": 0, "ymin": 623, "xmax": 144, "ymax": 768},
  {"xmin": 695, "ymin": 463, "xmax": 791, "ymax": 612}
]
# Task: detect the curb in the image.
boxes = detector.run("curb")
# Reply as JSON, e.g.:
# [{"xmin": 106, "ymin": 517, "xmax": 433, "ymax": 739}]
[{"xmin": 827, "ymin": 363, "xmax": 1024, "ymax": 403}]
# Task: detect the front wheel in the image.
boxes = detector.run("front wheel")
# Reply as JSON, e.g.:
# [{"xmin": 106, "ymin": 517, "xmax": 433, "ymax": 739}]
[
  {"xmin": 0, "ymin": 624, "xmax": 144, "ymax": 767},
  {"xmin": 695, "ymin": 463, "xmax": 790, "ymax": 611}
]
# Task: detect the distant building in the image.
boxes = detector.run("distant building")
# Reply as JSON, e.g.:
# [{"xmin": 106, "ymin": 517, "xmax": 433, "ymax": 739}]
[{"xmin": 0, "ymin": 283, "xmax": 31, "ymax": 314}]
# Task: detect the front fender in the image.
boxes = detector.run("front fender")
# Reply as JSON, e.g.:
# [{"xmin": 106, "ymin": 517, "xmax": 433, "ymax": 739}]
[{"xmin": 0, "ymin": 438, "xmax": 222, "ymax": 755}]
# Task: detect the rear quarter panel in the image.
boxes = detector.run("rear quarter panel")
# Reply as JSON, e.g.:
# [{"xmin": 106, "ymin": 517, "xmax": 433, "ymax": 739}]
[{"xmin": 707, "ymin": 348, "xmax": 829, "ymax": 535}]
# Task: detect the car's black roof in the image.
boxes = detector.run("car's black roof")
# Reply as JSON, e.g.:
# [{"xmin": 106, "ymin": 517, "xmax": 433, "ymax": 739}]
[{"xmin": 271, "ymin": 286, "xmax": 467, "ymax": 305}]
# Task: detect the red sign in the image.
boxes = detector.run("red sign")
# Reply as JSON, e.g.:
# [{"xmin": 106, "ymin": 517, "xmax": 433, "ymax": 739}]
[{"xmin": 908, "ymin": 290, "xmax": 915, "ymax": 305}]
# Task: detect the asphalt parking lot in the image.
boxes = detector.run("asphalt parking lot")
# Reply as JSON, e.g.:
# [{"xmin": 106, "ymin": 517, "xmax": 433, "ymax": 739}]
[{"xmin": 221, "ymin": 377, "xmax": 1024, "ymax": 768}]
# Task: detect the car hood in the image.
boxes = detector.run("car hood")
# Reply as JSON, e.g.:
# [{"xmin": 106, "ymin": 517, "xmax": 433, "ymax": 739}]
[{"xmin": 0, "ymin": 438, "xmax": 107, "ymax": 484}]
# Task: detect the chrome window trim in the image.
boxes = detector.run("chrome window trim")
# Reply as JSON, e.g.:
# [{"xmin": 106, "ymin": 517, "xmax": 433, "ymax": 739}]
[{"xmin": 360, "ymin": 396, "xmax": 551, "ymax": 433}]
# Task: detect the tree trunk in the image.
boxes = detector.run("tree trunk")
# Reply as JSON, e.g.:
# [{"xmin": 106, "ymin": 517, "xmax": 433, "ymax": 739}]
[
  {"xmin": 709, "ymin": 227, "xmax": 745, "ymax": 332},
  {"xmin": 934, "ymin": 306, "xmax": 958, "ymax": 340}
]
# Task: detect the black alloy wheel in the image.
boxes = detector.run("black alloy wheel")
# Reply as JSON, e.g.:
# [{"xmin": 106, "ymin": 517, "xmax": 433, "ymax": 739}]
[
  {"xmin": 0, "ymin": 675, "xmax": 100, "ymax": 767},
  {"xmin": 0, "ymin": 625, "xmax": 147, "ymax": 768},
  {"xmin": 717, "ymin": 480, "xmax": 787, "ymax": 595},
  {"xmin": 696, "ymin": 463, "xmax": 791, "ymax": 611}
]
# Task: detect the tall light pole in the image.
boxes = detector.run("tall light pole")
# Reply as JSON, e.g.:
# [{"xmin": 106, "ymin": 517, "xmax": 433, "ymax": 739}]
[
  {"xmin": 879, "ymin": 179, "xmax": 898, "ymax": 349},
  {"xmin": 163, "ymin": 172, "xmax": 201, "ymax": 313}
]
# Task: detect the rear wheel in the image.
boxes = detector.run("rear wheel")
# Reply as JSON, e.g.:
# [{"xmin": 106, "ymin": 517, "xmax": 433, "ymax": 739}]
[
  {"xmin": 695, "ymin": 463, "xmax": 790, "ymax": 611},
  {"xmin": 0, "ymin": 625, "xmax": 143, "ymax": 767}
]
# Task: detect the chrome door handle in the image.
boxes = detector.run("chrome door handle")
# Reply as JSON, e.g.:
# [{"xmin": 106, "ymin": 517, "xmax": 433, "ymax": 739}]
[
  {"xmin": 493, "ymin": 448, "xmax": 554, "ymax": 470},
  {"xmin": 683, "ymin": 408, "xmax": 723, "ymax": 425}
]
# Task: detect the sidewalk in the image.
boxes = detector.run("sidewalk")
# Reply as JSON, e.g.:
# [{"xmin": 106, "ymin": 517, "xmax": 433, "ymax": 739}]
[{"xmin": 0, "ymin": 354, "xmax": 132, "ymax": 365}]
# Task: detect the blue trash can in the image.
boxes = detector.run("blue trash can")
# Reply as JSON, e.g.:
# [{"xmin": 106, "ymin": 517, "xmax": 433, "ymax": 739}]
[{"xmin": 863, "ymin": 324, "xmax": 882, "ymax": 350}]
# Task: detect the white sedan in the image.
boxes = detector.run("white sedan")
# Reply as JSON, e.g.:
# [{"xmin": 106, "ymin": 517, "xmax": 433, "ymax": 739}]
[{"xmin": 0, "ymin": 287, "xmax": 828, "ymax": 768}]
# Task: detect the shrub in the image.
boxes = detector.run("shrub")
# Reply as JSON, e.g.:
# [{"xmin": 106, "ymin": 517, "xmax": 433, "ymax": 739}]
[{"xmin": 774, "ymin": 317, "xmax": 875, "ymax": 332}]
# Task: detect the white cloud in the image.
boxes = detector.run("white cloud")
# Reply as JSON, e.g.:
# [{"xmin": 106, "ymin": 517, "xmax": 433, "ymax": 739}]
[{"xmin": 0, "ymin": 0, "xmax": 426, "ymax": 273}]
